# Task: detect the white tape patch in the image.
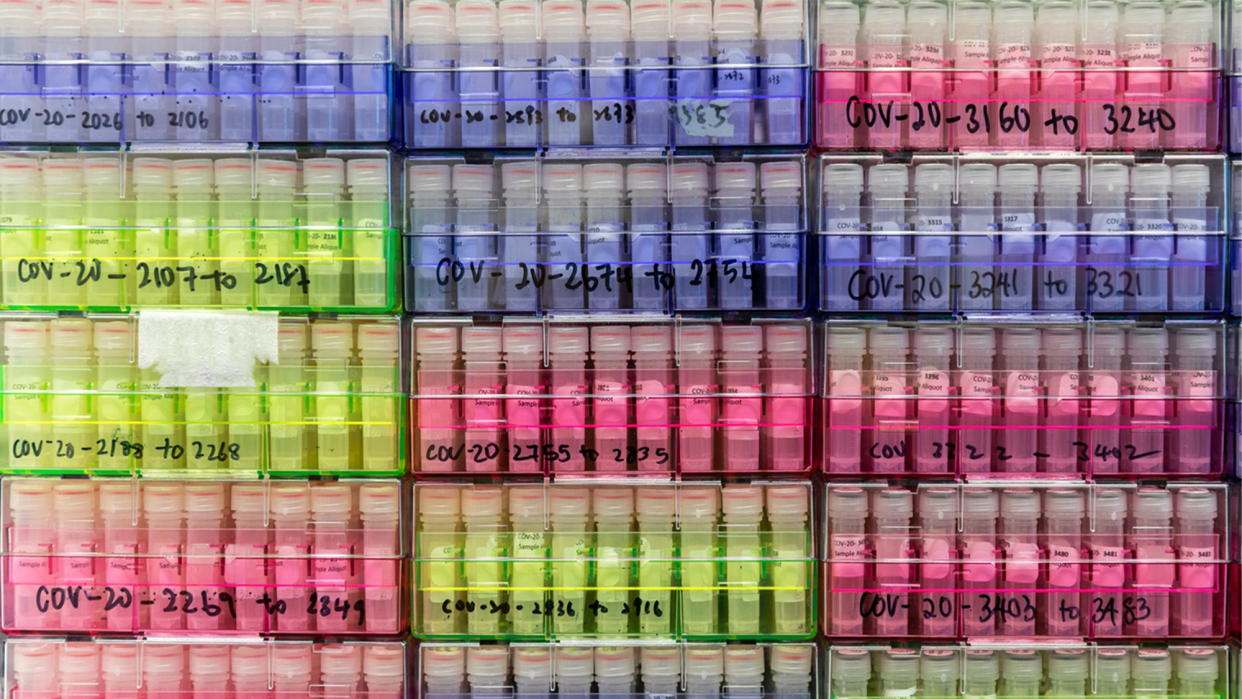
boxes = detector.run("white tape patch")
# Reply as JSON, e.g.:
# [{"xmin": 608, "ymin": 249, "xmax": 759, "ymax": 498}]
[{"xmin": 137, "ymin": 310, "xmax": 280, "ymax": 388}]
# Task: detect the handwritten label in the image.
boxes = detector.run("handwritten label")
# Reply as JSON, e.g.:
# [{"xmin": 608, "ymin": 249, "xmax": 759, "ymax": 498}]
[
  {"xmin": 842, "ymin": 96, "xmax": 1182, "ymax": 137},
  {"xmin": 9, "ymin": 437, "xmax": 245, "ymax": 464},
  {"xmin": 12, "ymin": 259, "xmax": 310, "ymax": 294},
  {"xmin": 423, "ymin": 440, "xmax": 671, "ymax": 468},
  {"xmin": 30, "ymin": 585, "xmax": 367, "ymax": 626},
  {"xmin": 431, "ymin": 256, "xmax": 759, "ymax": 298}
]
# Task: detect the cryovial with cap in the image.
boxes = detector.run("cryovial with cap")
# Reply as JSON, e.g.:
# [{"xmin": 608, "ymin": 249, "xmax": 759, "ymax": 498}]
[
  {"xmin": 866, "ymin": 326, "xmax": 909, "ymax": 473},
  {"xmin": 1175, "ymin": 649, "xmax": 1221, "ymax": 698},
  {"xmin": 312, "ymin": 322, "xmax": 357, "ymax": 473},
  {"xmin": 1093, "ymin": 650, "xmax": 1131, "ymax": 698},
  {"xmin": 500, "ymin": 161, "xmax": 541, "ymax": 311},
  {"xmin": 213, "ymin": 158, "xmax": 257, "ymax": 308},
  {"xmin": 820, "ymin": 162, "xmax": 864, "ymax": 311},
  {"xmin": 0, "ymin": 159, "xmax": 44, "ymax": 307},
  {"xmin": 627, "ymin": 163, "xmax": 671, "ymax": 311},
  {"xmin": 101, "ymin": 644, "xmax": 139, "ymax": 696},
  {"xmin": 962, "ymin": 651, "xmax": 999, "ymax": 699},
  {"xmin": 997, "ymin": 163, "xmax": 1039, "ymax": 312},
  {"xmin": 759, "ymin": 160, "xmax": 803, "ymax": 309},
  {"xmin": 4, "ymin": 322, "xmax": 49, "ymax": 470},
  {"xmin": 255, "ymin": 159, "xmax": 300, "ymax": 308},
  {"xmin": 457, "ymin": 0, "xmax": 502, "ymax": 148},
  {"xmin": 143, "ymin": 483, "xmax": 186, "ymax": 630},
  {"xmin": 1170, "ymin": 164, "xmax": 1213, "ymax": 311},
  {"xmin": 871, "ymin": 488, "xmax": 913, "ymax": 636},
  {"xmin": 352, "ymin": 0, "xmax": 393, "ymax": 142},
  {"xmin": 765, "ymin": 323, "xmax": 808, "ymax": 471},
  {"xmin": 1126, "ymin": 327, "xmax": 1170, "ymax": 474},
  {"xmin": 912, "ymin": 163, "xmax": 952, "ymax": 312},
  {"xmin": 1039, "ymin": 163, "xmax": 1083, "ymax": 312},
  {"xmin": 864, "ymin": 164, "xmax": 910, "ymax": 312},
  {"xmin": 1088, "ymin": 163, "xmax": 1130, "ymax": 313},
  {"xmin": 824, "ymin": 327, "xmax": 865, "ymax": 473},
  {"xmin": 680, "ymin": 486, "xmax": 721, "ymax": 634},
  {"xmin": 1171, "ymin": 327, "xmax": 1217, "ymax": 476},
  {"xmin": 672, "ymin": 0, "xmax": 714, "ymax": 147},
  {"xmin": 499, "ymin": 0, "xmax": 540, "ymax": 147},
  {"xmin": 993, "ymin": 1, "xmax": 1033, "ymax": 150},
  {"xmin": 723, "ymin": 646, "xmax": 764, "ymax": 699},
  {"xmin": 53, "ymin": 483, "xmax": 98, "ymax": 630},
  {"xmin": 549, "ymin": 487, "xmax": 591, "ymax": 634},
  {"xmin": 878, "ymin": 650, "xmax": 919, "ymax": 698},
  {"xmin": 309, "ymin": 485, "xmax": 357, "ymax": 633},
  {"xmin": 998, "ymin": 327, "xmax": 1040, "ymax": 474},
  {"xmin": 760, "ymin": 0, "xmax": 804, "ymax": 145},
  {"xmin": 1133, "ymin": 488, "xmax": 1175, "ymax": 636},
  {"xmin": 723, "ymin": 485, "xmax": 764, "ymax": 634},
  {"xmin": 715, "ymin": 162, "xmax": 758, "ymax": 309},
  {"xmin": 1047, "ymin": 650, "xmax": 1089, "ymax": 697},
  {"xmin": 1173, "ymin": 487, "xmax": 1219, "ymax": 637},
  {"xmin": 1131, "ymin": 163, "xmax": 1174, "ymax": 312},
  {"xmin": 859, "ymin": 2, "xmax": 906, "ymax": 149},
  {"xmin": 12, "ymin": 644, "xmax": 58, "ymax": 695},
  {"xmin": 1091, "ymin": 488, "xmax": 1129, "ymax": 636},
  {"xmin": 815, "ymin": 2, "xmax": 861, "ymax": 149},
  {"xmin": 920, "ymin": 650, "xmax": 959, "ymax": 699},
  {"xmin": 634, "ymin": 488, "xmax": 675, "ymax": 633},
  {"xmin": 677, "ymin": 325, "xmax": 717, "ymax": 472},
  {"xmin": 1034, "ymin": 1, "xmax": 1079, "ymax": 149},
  {"xmin": 171, "ymin": 0, "xmax": 217, "ymax": 142},
  {"xmin": 917, "ymin": 487, "xmax": 957, "ymax": 636},
  {"xmin": 502, "ymin": 325, "xmax": 545, "ymax": 473},
  {"xmin": 640, "ymin": 646, "xmax": 681, "ymax": 698},
  {"xmin": 508, "ymin": 486, "xmax": 548, "ymax": 635},
  {"xmin": 1040, "ymin": 327, "xmax": 1083, "ymax": 474},
  {"xmin": 368, "ymin": 647, "xmax": 408, "ymax": 699},
  {"xmin": 81, "ymin": 158, "xmax": 127, "ymax": 309},
  {"xmin": 555, "ymin": 647, "xmax": 594, "ymax": 699},
  {"xmin": 461, "ymin": 326, "xmax": 503, "ymax": 473},
  {"xmin": 913, "ymin": 327, "xmax": 952, "ymax": 473},
  {"xmin": 188, "ymin": 646, "xmax": 229, "ymax": 697},
  {"xmin": 418, "ymin": 487, "xmax": 462, "ymax": 633},
  {"xmin": 714, "ymin": 0, "xmax": 759, "ymax": 145},
  {"xmin": 320, "ymin": 645, "xmax": 363, "ymax": 696},
  {"xmin": 1132, "ymin": 650, "xmax": 1173, "ymax": 697},
  {"xmin": 407, "ymin": 0, "xmax": 458, "ymax": 147},
  {"xmin": 544, "ymin": 0, "xmax": 587, "ymax": 146},
  {"xmin": 830, "ymin": 649, "xmax": 870, "ymax": 699},
  {"xmin": 468, "ymin": 647, "xmax": 511, "ymax": 699},
  {"xmin": 767, "ymin": 485, "xmax": 809, "ymax": 634},
  {"xmin": 268, "ymin": 322, "xmax": 309, "ymax": 474},
  {"xmin": 256, "ymin": 0, "xmax": 302, "ymax": 142},
  {"xmin": 827, "ymin": 487, "xmax": 867, "ymax": 635},
  {"xmin": 453, "ymin": 164, "xmax": 500, "ymax": 311},
  {"xmin": 132, "ymin": 158, "xmax": 176, "ymax": 308},
  {"xmin": 1043, "ymin": 488, "xmax": 1086, "ymax": 635},
  {"xmin": 769, "ymin": 645, "xmax": 812, "ymax": 699},
  {"xmin": 1000, "ymin": 650, "xmax": 1043, "ymax": 697},
  {"xmin": 956, "ymin": 163, "xmax": 997, "ymax": 312},
  {"xmin": 514, "ymin": 647, "xmax": 552, "ymax": 699},
  {"xmin": 670, "ymin": 162, "xmax": 712, "ymax": 310},
  {"xmin": 685, "ymin": 647, "xmax": 724, "ymax": 699},
  {"xmin": 142, "ymin": 645, "xmax": 186, "ymax": 697},
  {"xmin": 1086, "ymin": 328, "xmax": 1125, "ymax": 474},
  {"xmin": 549, "ymin": 327, "xmax": 589, "ymax": 472},
  {"xmin": 592, "ymin": 488, "xmax": 635, "ymax": 633},
  {"xmin": 360, "ymin": 483, "xmax": 402, "ymax": 632},
  {"xmin": 632, "ymin": 0, "xmax": 672, "ymax": 146},
  {"xmin": 543, "ymin": 165, "xmax": 585, "ymax": 310},
  {"xmin": 184, "ymin": 484, "xmax": 227, "ymax": 632},
  {"xmin": 586, "ymin": 0, "xmax": 631, "ymax": 145},
  {"xmin": 49, "ymin": 319, "xmax": 95, "ymax": 473},
  {"xmin": 595, "ymin": 647, "xmax": 637, "ymax": 699},
  {"xmin": 461, "ymin": 487, "xmax": 505, "ymax": 635},
  {"xmin": 409, "ymin": 164, "xmax": 454, "ymax": 312},
  {"xmin": 228, "ymin": 484, "xmax": 271, "ymax": 632},
  {"xmin": 40, "ymin": 160, "xmax": 84, "ymax": 309},
  {"xmin": 961, "ymin": 488, "xmax": 999, "ymax": 636},
  {"xmin": 304, "ymin": 158, "xmax": 348, "ymax": 309},
  {"xmin": 906, "ymin": 1, "xmax": 948, "ymax": 150},
  {"xmin": 1119, "ymin": 2, "xmax": 1167, "ymax": 150},
  {"xmin": 720, "ymin": 325, "xmax": 763, "ymax": 471},
  {"xmin": 99, "ymin": 483, "xmax": 140, "ymax": 630},
  {"xmin": 584, "ymin": 163, "xmax": 627, "ymax": 310},
  {"xmin": 358, "ymin": 322, "xmax": 401, "ymax": 473},
  {"xmin": 172, "ymin": 159, "xmax": 217, "ymax": 308},
  {"xmin": 999, "ymin": 488, "xmax": 1040, "ymax": 635}
]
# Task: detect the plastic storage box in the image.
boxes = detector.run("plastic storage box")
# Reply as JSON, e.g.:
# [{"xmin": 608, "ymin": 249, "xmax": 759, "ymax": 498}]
[
  {"xmin": 0, "ymin": 149, "xmax": 400, "ymax": 313},
  {"xmin": 415, "ymin": 642, "xmax": 817, "ymax": 699},
  {"xmin": 406, "ymin": 153, "xmax": 808, "ymax": 315},
  {"xmin": 820, "ymin": 318, "xmax": 1225, "ymax": 479},
  {"xmin": 411, "ymin": 318, "xmax": 812, "ymax": 476},
  {"xmin": 815, "ymin": 0, "xmax": 1222, "ymax": 151},
  {"xmin": 817, "ymin": 154, "xmax": 1227, "ymax": 315},
  {"xmin": 1, "ymin": 638, "xmax": 408, "ymax": 698},
  {"xmin": 0, "ymin": 478, "xmax": 406, "ymax": 635},
  {"xmin": 822, "ymin": 482, "xmax": 1230, "ymax": 640},
  {"xmin": 0, "ymin": 0, "xmax": 394, "ymax": 146},
  {"xmin": 0, "ymin": 314, "xmax": 404, "ymax": 477},
  {"xmin": 413, "ymin": 482, "xmax": 815, "ymax": 640},
  {"xmin": 400, "ymin": 0, "xmax": 809, "ymax": 148},
  {"xmin": 824, "ymin": 644, "xmax": 1231, "ymax": 699}
]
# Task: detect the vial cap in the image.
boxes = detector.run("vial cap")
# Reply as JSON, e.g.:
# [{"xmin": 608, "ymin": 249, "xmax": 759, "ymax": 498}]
[
  {"xmin": 320, "ymin": 645, "xmax": 363, "ymax": 679},
  {"xmin": 542, "ymin": 164, "xmax": 583, "ymax": 193},
  {"xmin": 358, "ymin": 323, "xmax": 400, "ymax": 354},
  {"xmin": 189, "ymin": 646, "xmax": 231, "ymax": 678},
  {"xmin": 311, "ymin": 485, "xmax": 352, "ymax": 518},
  {"xmin": 550, "ymin": 487, "xmax": 591, "ymax": 517},
  {"xmin": 722, "ymin": 485, "xmax": 763, "ymax": 518},
  {"xmin": 963, "ymin": 488, "xmax": 999, "ymax": 519},
  {"xmin": 1042, "ymin": 327, "xmax": 1082, "ymax": 353},
  {"xmin": 4, "ymin": 321, "xmax": 47, "ymax": 352},
  {"xmin": 594, "ymin": 647, "xmax": 637, "ymax": 678},
  {"xmin": 765, "ymin": 324, "xmax": 808, "ymax": 355},
  {"xmin": 724, "ymin": 647, "xmax": 764, "ymax": 680},
  {"xmin": 9, "ymin": 480, "xmax": 54, "ymax": 514},
  {"xmin": 961, "ymin": 327, "xmax": 996, "ymax": 354},
  {"xmin": 1095, "ymin": 649, "xmax": 1131, "ymax": 683},
  {"xmin": 914, "ymin": 327, "xmax": 953, "ymax": 353},
  {"xmin": 409, "ymin": 0, "xmax": 455, "ymax": 39},
  {"xmin": 630, "ymin": 0, "xmax": 670, "ymax": 39},
  {"xmin": 467, "ymin": 647, "xmax": 511, "ymax": 678},
  {"xmin": 914, "ymin": 163, "xmax": 953, "ymax": 192},
  {"xmin": 715, "ymin": 162, "xmax": 756, "ymax": 192},
  {"xmin": 1122, "ymin": 1, "xmax": 1165, "ymax": 33},
  {"xmin": 360, "ymin": 483, "xmax": 401, "ymax": 517},
  {"xmin": 679, "ymin": 325, "xmax": 717, "ymax": 354},
  {"xmin": 831, "ymin": 649, "xmax": 871, "ymax": 681},
  {"xmin": 304, "ymin": 158, "xmax": 346, "ymax": 187},
  {"xmin": 766, "ymin": 485, "xmax": 808, "ymax": 519},
  {"xmin": 685, "ymin": 648, "xmax": 724, "ymax": 678},
  {"xmin": 214, "ymin": 158, "xmax": 253, "ymax": 188},
  {"xmin": 1042, "ymin": 163, "xmax": 1083, "ymax": 190},
  {"xmin": 760, "ymin": 0, "xmax": 802, "ymax": 39},
  {"xmin": 872, "ymin": 487, "xmax": 914, "ymax": 520},
  {"xmin": 542, "ymin": 0, "xmax": 585, "ymax": 40},
  {"xmin": 59, "ymin": 645, "xmax": 101, "ymax": 680},
  {"xmin": 681, "ymin": 486, "xmax": 720, "ymax": 518},
  {"xmin": 999, "ymin": 163, "xmax": 1038, "ymax": 189},
  {"xmin": 640, "ymin": 647, "xmax": 681, "ymax": 677},
  {"xmin": 964, "ymin": 651, "xmax": 999, "ymax": 682},
  {"xmin": 1044, "ymin": 488, "xmax": 1086, "ymax": 518},
  {"xmin": 101, "ymin": 645, "xmax": 138, "ymax": 680},
  {"xmin": 133, "ymin": 157, "xmax": 174, "ymax": 187},
  {"xmin": 1094, "ymin": 488, "xmax": 1129, "ymax": 521},
  {"xmin": 13, "ymin": 644, "xmax": 58, "ymax": 677},
  {"xmin": 1091, "ymin": 163, "xmax": 1130, "ymax": 192},
  {"xmin": 634, "ymin": 488, "xmax": 675, "ymax": 517},
  {"xmin": 50, "ymin": 317, "xmax": 92, "ymax": 352},
  {"xmin": 54, "ymin": 483, "xmax": 96, "ymax": 519},
  {"xmin": 462, "ymin": 486, "xmax": 504, "ymax": 518},
  {"xmin": 42, "ymin": 159, "xmax": 83, "ymax": 189},
  {"xmin": 670, "ymin": 162, "xmax": 710, "ymax": 193},
  {"xmin": 906, "ymin": 0, "xmax": 947, "ymax": 32},
  {"xmin": 921, "ymin": 650, "xmax": 959, "ymax": 683},
  {"xmin": 99, "ymin": 482, "xmax": 137, "ymax": 515},
  {"xmin": 593, "ymin": 487, "xmax": 635, "ymax": 519},
  {"xmin": 919, "ymin": 487, "xmax": 958, "ymax": 523},
  {"xmin": 84, "ymin": 157, "xmax": 121, "ymax": 188},
  {"xmin": 879, "ymin": 650, "xmax": 920, "ymax": 684},
  {"xmin": 347, "ymin": 158, "xmax": 389, "ymax": 188},
  {"xmin": 271, "ymin": 646, "xmax": 313, "ymax": 679},
  {"xmin": 862, "ymin": 1, "xmax": 904, "ymax": 32},
  {"xmin": 183, "ymin": 483, "xmax": 226, "ymax": 515},
  {"xmin": 1093, "ymin": 327, "xmax": 1126, "ymax": 355},
  {"xmin": 722, "ymin": 325, "xmax": 763, "ymax": 354},
  {"xmin": 760, "ymin": 160, "xmax": 802, "ymax": 195},
  {"xmin": 173, "ymin": 159, "xmax": 214, "ymax": 189},
  {"xmin": 632, "ymin": 326, "xmax": 672, "ymax": 355},
  {"xmin": 462, "ymin": 327, "xmax": 502, "ymax": 357},
  {"xmin": 770, "ymin": 646, "xmax": 813, "ymax": 676},
  {"xmin": 143, "ymin": 483, "xmax": 184, "ymax": 517},
  {"xmin": 1128, "ymin": 327, "xmax": 1169, "ymax": 354},
  {"xmin": 714, "ymin": 0, "xmax": 757, "ymax": 37},
  {"xmin": 1133, "ymin": 650, "xmax": 1173, "ymax": 684},
  {"xmin": 144, "ymin": 645, "xmax": 186, "ymax": 676},
  {"xmin": 231, "ymin": 646, "xmax": 269, "ymax": 678},
  {"xmin": 1001, "ymin": 650, "xmax": 1043, "ymax": 682},
  {"xmin": 671, "ymin": 0, "xmax": 711, "ymax": 37},
  {"xmin": 417, "ymin": 326, "xmax": 460, "ymax": 357},
  {"xmin": 826, "ymin": 327, "xmax": 866, "ymax": 352},
  {"xmin": 256, "ymin": 159, "xmax": 298, "ymax": 189},
  {"xmin": 828, "ymin": 487, "xmax": 868, "ymax": 518},
  {"xmin": 456, "ymin": 0, "xmax": 500, "ymax": 38},
  {"xmin": 549, "ymin": 326, "xmax": 589, "ymax": 355},
  {"xmin": 583, "ymin": 162, "xmax": 626, "ymax": 195},
  {"xmin": 627, "ymin": 163, "xmax": 667, "ymax": 194},
  {"xmin": 424, "ymin": 647, "xmax": 466, "ymax": 677},
  {"xmin": 868, "ymin": 326, "xmax": 909, "ymax": 352},
  {"xmin": 993, "ymin": 0, "xmax": 1033, "ymax": 28},
  {"xmin": 410, "ymin": 164, "xmax": 453, "ymax": 195},
  {"xmin": 824, "ymin": 163, "xmax": 864, "ymax": 189},
  {"xmin": 364, "ymin": 647, "xmax": 406, "ymax": 682},
  {"xmin": 0, "ymin": 157, "xmax": 38, "ymax": 188},
  {"xmin": 503, "ymin": 325, "xmax": 543, "ymax": 355},
  {"xmin": 1172, "ymin": 164, "xmax": 1211, "ymax": 192},
  {"xmin": 1174, "ymin": 327, "xmax": 1217, "ymax": 355},
  {"xmin": 1131, "ymin": 163, "xmax": 1172, "ymax": 191},
  {"xmin": 585, "ymin": 0, "xmax": 631, "ymax": 39},
  {"xmin": 498, "ymin": 0, "xmax": 538, "ymax": 40},
  {"xmin": 869, "ymin": 164, "xmax": 909, "ymax": 191},
  {"xmin": 270, "ymin": 483, "xmax": 311, "ymax": 517},
  {"xmin": 555, "ymin": 647, "xmax": 594, "ymax": 679},
  {"xmin": 959, "ymin": 163, "xmax": 997, "ymax": 190},
  {"xmin": 1175, "ymin": 487, "xmax": 1218, "ymax": 521},
  {"xmin": 1134, "ymin": 487, "xmax": 1173, "ymax": 520},
  {"xmin": 1001, "ymin": 488, "xmax": 1040, "ymax": 520},
  {"xmin": 231, "ymin": 484, "xmax": 268, "ymax": 517},
  {"xmin": 453, "ymin": 164, "xmax": 496, "ymax": 196},
  {"xmin": 508, "ymin": 487, "xmax": 545, "ymax": 519},
  {"xmin": 514, "ymin": 647, "xmax": 552, "ymax": 681},
  {"xmin": 1176, "ymin": 649, "xmax": 1220, "ymax": 682},
  {"xmin": 591, "ymin": 325, "xmax": 632, "ymax": 355},
  {"xmin": 312, "ymin": 321, "xmax": 355, "ymax": 356},
  {"xmin": 1001, "ymin": 327, "xmax": 1040, "ymax": 352}
]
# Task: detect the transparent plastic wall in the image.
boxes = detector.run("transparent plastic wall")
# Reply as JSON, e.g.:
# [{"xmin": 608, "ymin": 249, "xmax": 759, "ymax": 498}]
[
  {"xmin": 820, "ymin": 319, "xmax": 1225, "ymax": 479},
  {"xmin": 824, "ymin": 644, "xmax": 1231, "ymax": 699},
  {"xmin": 413, "ymin": 482, "xmax": 815, "ymax": 640},
  {"xmin": 415, "ymin": 642, "xmax": 817, "ymax": 699},
  {"xmin": 0, "ymin": 478, "xmax": 406, "ymax": 635},
  {"xmin": 815, "ymin": 0, "xmax": 1223, "ymax": 151},
  {"xmin": 0, "ymin": 0, "xmax": 394, "ymax": 145},
  {"xmin": 0, "ymin": 314, "xmax": 404, "ymax": 477},
  {"xmin": 817, "ymin": 154, "xmax": 1227, "ymax": 315},
  {"xmin": 406, "ymin": 153, "xmax": 808, "ymax": 315},
  {"xmin": 2, "ymin": 639, "xmax": 408, "ymax": 698},
  {"xmin": 0, "ymin": 150, "xmax": 399, "ymax": 312},
  {"xmin": 400, "ymin": 0, "xmax": 809, "ymax": 148},
  {"xmin": 822, "ymin": 482, "xmax": 1231, "ymax": 640},
  {"xmin": 411, "ymin": 318, "xmax": 812, "ymax": 476}
]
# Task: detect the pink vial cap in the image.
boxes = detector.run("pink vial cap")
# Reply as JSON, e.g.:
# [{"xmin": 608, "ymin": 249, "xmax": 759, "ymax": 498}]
[
  {"xmin": 230, "ymin": 646, "xmax": 269, "ymax": 678},
  {"xmin": 312, "ymin": 321, "xmax": 355, "ymax": 355},
  {"xmin": 272, "ymin": 646, "xmax": 313, "ymax": 679},
  {"xmin": 101, "ymin": 645, "xmax": 138, "ymax": 679},
  {"xmin": 359, "ymin": 323, "xmax": 400, "ymax": 354},
  {"xmin": 410, "ymin": 165, "xmax": 452, "ymax": 195},
  {"xmin": 549, "ymin": 487, "xmax": 591, "ymax": 517},
  {"xmin": 461, "ymin": 487, "xmax": 504, "ymax": 518},
  {"xmin": 99, "ymin": 482, "xmax": 137, "ymax": 514},
  {"xmin": 320, "ymin": 645, "xmax": 363, "ymax": 678},
  {"xmin": 724, "ymin": 646, "xmax": 763, "ymax": 679},
  {"xmin": 555, "ymin": 648, "xmax": 594, "ymax": 678},
  {"xmin": 679, "ymin": 325, "xmax": 717, "ymax": 354},
  {"xmin": 214, "ymin": 158, "xmax": 254, "ymax": 188},
  {"xmin": 143, "ymin": 483, "xmax": 185, "ymax": 516},
  {"xmin": 760, "ymin": 160, "xmax": 802, "ymax": 193},
  {"xmin": 765, "ymin": 324, "xmax": 807, "ymax": 355},
  {"xmin": 132, "ymin": 157, "xmax": 174, "ymax": 187},
  {"xmin": 417, "ymin": 326, "xmax": 460, "ymax": 357},
  {"xmin": 84, "ymin": 157, "xmax": 121, "ymax": 187},
  {"xmin": 50, "ymin": 318, "xmax": 92, "ymax": 351},
  {"xmin": 467, "ymin": 647, "xmax": 510, "ymax": 677},
  {"xmin": 278, "ymin": 323, "xmax": 308, "ymax": 355},
  {"xmin": 542, "ymin": 164, "xmax": 583, "ymax": 192},
  {"xmin": 594, "ymin": 647, "xmax": 636, "ymax": 677},
  {"xmin": 304, "ymin": 158, "xmax": 346, "ymax": 187},
  {"xmin": 640, "ymin": 647, "xmax": 680, "ymax": 677},
  {"xmin": 680, "ymin": 486, "xmax": 719, "ymax": 518},
  {"xmin": 310, "ymin": 485, "xmax": 353, "ymax": 517},
  {"xmin": 347, "ymin": 158, "xmax": 389, "ymax": 188},
  {"xmin": 583, "ymin": 163, "xmax": 626, "ymax": 194},
  {"xmin": 41, "ymin": 159, "xmax": 83, "ymax": 188},
  {"xmin": 60, "ymin": 645, "xmax": 101, "ymax": 677},
  {"xmin": 143, "ymin": 645, "xmax": 186, "ymax": 675},
  {"xmin": 508, "ymin": 487, "xmax": 545, "ymax": 519},
  {"xmin": 184, "ymin": 483, "xmax": 226, "ymax": 515},
  {"xmin": 360, "ymin": 483, "xmax": 401, "ymax": 516},
  {"xmin": 189, "ymin": 646, "xmax": 231, "ymax": 678},
  {"xmin": 424, "ymin": 647, "xmax": 465, "ymax": 677},
  {"xmin": 453, "ymin": 164, "xmax": 496, "ymax": 194},
  {"xmin": 627, "ymin": 163, "xmax": 667, "ymax": 193},
  {"xmin": 270, "ymin": 484, "xmax": 311, "ymax": 516},
  {"xmin": 503, "ymin": 325, "xmax": 544, "ymax": 355},
  {"xmin": 4, "ymin": 321, "xmax": 47, "ymax": 352},
  {"xmin": 670, "ymin": 162, "xmax": 710, "ymax": 193},
  {"xmin": 53, "ymin": 482, "xmax": 95, "ymax": 516},
  {"xmin": 513, "ymin": 647, "xmax": 551, "ymax": 680},
  {"xmin": 722, "ymin": 485, "xmax": 763, "ymax": 517},
  {"xmin": 9, "ymin": 480, "xmax": 54, "ymax": 513},
  {"xmin": 766, "ymin": 485, "xmax": 808, "ymax": 518},
  {"xmin": 721, "ymin": 325, "xmax": 762, "ymax": 354},
  {"xmin": 256, "ymin": 159, "xmax": 298, "ymax": 189},
  {"xmin": 418, "ymin": 487, "xmax": 462, "ymax": 518},
  {"xmin": 173, "ymin": 159, "xmax": 214, "ymax": 188},
  {"xmin": 94, "ymin": 321, "xmax": 132, "ymax": 354},
  {"xmin": 632, "ymin": 326, "xmax": 672, "ymax": 354},
  {"xmin": 770, "ymin": 646, "xmax": 813, "ymax": 675},
  {"xmin": 13, "ymin": 644, "xmax": 58, "ymax": 676},
  {"xmin": 591, "ymin": 325, "xmax": 632, "ymax": 354},
  {"xmin": 714, "ymin": 161, "xmax": 756, "ymax": 192},
  {"xmin": 231, "ymin": 484, "xmax": 268, "ymax": 516},
  {"xmin": 364, "ymin": 647, "xmax": 406, "ymax": 681},
  {"xmin": 501, "ymin": 162, "xmax": 539, "ymax": 193},
  {"xmin": 685, "ymin": 647, "xmax": 723, "ymax": 678},
  {"xmin": 636, "ymin": 487, "xmax": 676, "ymax": 517},
  {"xmin": 0, "ymin": 157, "xmax": 38, "ymax": 188},
  {"xmin": 592, "ymin": 487, "xmax": 635, "ymax": 518},
  {"xmin": 462, "ymin": 327, "xmax": 503, "ymax": 356},
  {"xmin": 548, "ymin": 326, "xmax": 589, "ymax": 354}
]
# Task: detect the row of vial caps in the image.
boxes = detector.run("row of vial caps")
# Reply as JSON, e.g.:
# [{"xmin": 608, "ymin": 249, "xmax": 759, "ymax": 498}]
[
  {"xmin": 7, "ymin": 314, "xmax": 1242, "ymax": 479},
  {"xmin": 5, "ymin": 150, "xmax": 1242, "ymax": 317}
]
